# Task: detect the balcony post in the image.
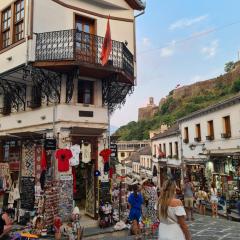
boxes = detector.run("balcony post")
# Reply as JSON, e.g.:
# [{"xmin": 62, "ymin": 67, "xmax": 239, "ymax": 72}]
[
  {"xmin": 60, "ymin": 74, "xmax": 67, "ymax": 104},
  {"xmin": 26, "ymin": 84, "xmax": 32, "ymax": 110}
]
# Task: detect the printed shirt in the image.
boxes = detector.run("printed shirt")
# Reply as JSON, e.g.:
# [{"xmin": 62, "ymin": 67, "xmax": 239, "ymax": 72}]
[
  {"xmin": 55, "ymin": 149, "xmax": 73, "ymax": 172},
  {"xmin": 81, "ymin": 144, "xmax": 91, "ymax": 163},
  {"xmin": 69, "ymin": 145, "xmax": 81, "ymax": 166}
]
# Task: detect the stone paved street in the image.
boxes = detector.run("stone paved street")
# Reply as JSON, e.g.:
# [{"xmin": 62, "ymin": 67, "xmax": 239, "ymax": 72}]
[{"xmin": 85, "ymin": 215, "xmax": 240, "ymax": 240}]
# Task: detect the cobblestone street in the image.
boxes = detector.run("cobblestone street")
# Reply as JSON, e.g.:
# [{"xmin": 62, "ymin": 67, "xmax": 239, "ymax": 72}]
[{"xmin": 85, "ymin": 215, "xmax": 240, "ymax": 240}]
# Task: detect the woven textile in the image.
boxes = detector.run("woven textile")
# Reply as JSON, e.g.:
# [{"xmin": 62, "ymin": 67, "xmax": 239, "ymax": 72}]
[
  {"xmin": 35, "ymin": 145, "xmax": 42, "ymax": 184},
  {"xmin": 22, "ymin": 142, "xmax": 35, "ymax": 177}
]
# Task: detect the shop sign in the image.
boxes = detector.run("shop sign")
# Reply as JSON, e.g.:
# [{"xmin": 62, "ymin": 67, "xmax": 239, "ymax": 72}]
[
  {"xmin": 232, "ymin": 155, "xmax": 240, "ymax": 160},
  {"xmin": 110, "ymin": 143, "xmax": 118, "ymax": 158},
  {"xmin": 44, "ymin": 139, "xmax": 57, "ymax": 150}
]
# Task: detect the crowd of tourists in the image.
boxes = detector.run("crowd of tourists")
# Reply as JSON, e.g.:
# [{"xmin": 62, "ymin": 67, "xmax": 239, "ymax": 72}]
[{"xmin": 127, "ymin": 177, "xmax": 223, "ymax": 240}]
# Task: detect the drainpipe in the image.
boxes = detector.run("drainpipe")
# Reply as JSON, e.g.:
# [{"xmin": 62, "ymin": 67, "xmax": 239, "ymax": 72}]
[
  {"xmin": 133, "ymin": 9, "xmax": 145, "ymax": 85},
  {"xmin": 179, "ymin": 123, "xmax": 184, "ymax": 183}
]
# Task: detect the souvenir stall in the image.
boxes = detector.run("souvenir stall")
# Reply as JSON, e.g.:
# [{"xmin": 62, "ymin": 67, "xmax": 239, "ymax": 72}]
[
  {"xmin": 186, "ymin": 163, "xmax": 207, "ymax": 192},
  {"xmin": 208, "ymin": 155, "xmax": 240, "ymax": 212}
]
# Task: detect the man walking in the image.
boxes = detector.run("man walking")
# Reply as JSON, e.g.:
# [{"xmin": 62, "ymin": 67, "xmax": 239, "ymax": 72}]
[{"xmin": 183, "ymin": 177, "xmax": 194, "ymax": 221}]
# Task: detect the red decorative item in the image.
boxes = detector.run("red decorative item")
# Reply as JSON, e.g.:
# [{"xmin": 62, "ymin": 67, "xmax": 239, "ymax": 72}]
[
  {"xmin": 99, "ymin": 149, "xmax": 112, "ymax": 163},
  {"xmin": 72, "ymin": 167, "xmax": 77, "ymax": 194},
  {"xmin": 101, "ymin": 16, "xmax": 112, "ymax": 66},
  {"xmin": 54, "ymin": 216, "xmax": 62, "ymax": 233},
  {"xmin": 55, "ymin": 149, "xmax": 73, "ymax": 172},
  {"xmin": 41, "ymin": 149, "xmax": 47, "ymax": 170}
]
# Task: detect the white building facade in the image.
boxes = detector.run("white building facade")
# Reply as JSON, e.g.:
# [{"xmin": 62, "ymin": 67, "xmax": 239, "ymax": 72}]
[
  {"xmin": 178, "ymin": 95, "xmax": 240, "ymax": 206},
  {"xmin": 0, "ymin": 0, "xmax": 145, "ymax": 221},
  {"xmin": 151, "ymin": 125, "xmax": 182, "ymax": 187}
]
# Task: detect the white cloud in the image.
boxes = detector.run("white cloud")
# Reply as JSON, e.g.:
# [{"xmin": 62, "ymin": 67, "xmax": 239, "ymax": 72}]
[
  {"xmin": 142, "ymin": 37, "xmax": 151, "ymax": 47},
  {"xmin": 160, "ymin": 41, "xmax": 176, "ymax": 57},
  {"xmin": 201, "ymin": 40, "xmax": 219, "ymax": 58},
  {"xmin": 169, "ymin": 15, "xmax": 208, "ymax": 30}
]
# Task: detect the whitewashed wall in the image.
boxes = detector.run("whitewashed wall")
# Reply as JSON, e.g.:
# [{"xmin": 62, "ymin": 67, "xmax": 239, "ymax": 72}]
[{"xmin": 180, "ymin": 103, "xmax": 240, "ymax": 159}]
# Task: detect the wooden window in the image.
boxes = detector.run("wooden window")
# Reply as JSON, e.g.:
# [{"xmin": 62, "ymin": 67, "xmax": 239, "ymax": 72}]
[
  {"xmin": 14, "ymin": 0, "xmax": 24, "ymax": 42},
  {"xmin": 175, "ymin": 142, "xmax": 178, "ymax": 158},
  {"xmin": 78, "ymin": 80, "xmax": 94, "ymax": 104},
  {"xmin": 1, "ymin": 8, "xmax": 11, "ymax": 48},
  {"xmin": 163, "ymin": 143, "xmax": 166, "ymax": 154},
  {"xmin": 159, "ymin": 144, "xmax": 162, "ymax": 152},
  {"xmin": 195, "ymin": 124, "xmax": 201, "ymax": 141},
  {"xmin": 184, "ymin": 127, "xmax": 189, "ymax": 143},
  {"xmin": 222, "ymin": 116, "xmax": 231, "ymax": 138},
  {"xmin": 169, "ymin": 142, "xmax": 172, "ymax": 157},
  {"xmin": 120, "ymin": 152, "xmax": 125, "ymax": 158},
  {"xmin": 207, "ymin": 120, "xmax": 214, "ymax": 140}
]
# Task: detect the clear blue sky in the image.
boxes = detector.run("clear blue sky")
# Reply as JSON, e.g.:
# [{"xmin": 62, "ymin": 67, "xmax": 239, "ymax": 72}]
[{"xmin": 111, "ymin": 0, "xmax": 240, "ymax": 128}]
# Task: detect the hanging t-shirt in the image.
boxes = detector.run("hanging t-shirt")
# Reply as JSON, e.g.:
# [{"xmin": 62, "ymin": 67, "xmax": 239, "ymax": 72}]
[
  {"xmin": 55, "ymin": 149, "xmax": 73, "ymax": 172},
  {"xmin": 69, "ymin": 145, "xmax": 81, "ymax": 166},
  {"xmin": 99, "ymin": 149, "xmax": 112, "ymax": 163},
  {"xmin": 81, "ymin": 143, "xmax": 91, "ymax": 163}
]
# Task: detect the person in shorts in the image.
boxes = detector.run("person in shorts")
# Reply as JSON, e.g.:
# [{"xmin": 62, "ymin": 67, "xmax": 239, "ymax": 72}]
[
  {"xmin": 196, "ymin": 186, "xmax": 208, "ymax": 215},
  {"xmin": 183, "ymin": 177, "xmax": 194, "ymax": 221}
]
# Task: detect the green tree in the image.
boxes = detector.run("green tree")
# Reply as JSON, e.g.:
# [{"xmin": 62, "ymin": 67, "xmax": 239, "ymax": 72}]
[
  {"xmin": 224, "ymin": 61, "xmax": 235, "ymax": 73},
  {"xmin": 232, "ymin": 78, "xmax": 240, "ymax": 93}
]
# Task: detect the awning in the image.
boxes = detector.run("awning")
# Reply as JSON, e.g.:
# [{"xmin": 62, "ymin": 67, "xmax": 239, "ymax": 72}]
[{"xmin": 70, "ymin": 127, "xmax": 107, "ymax": 136}]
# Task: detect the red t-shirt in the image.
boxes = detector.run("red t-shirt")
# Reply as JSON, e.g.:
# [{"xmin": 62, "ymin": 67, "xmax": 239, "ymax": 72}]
[
  {"xmin": 99, "ymin": 149, "xmax": 112, "ymax": 163},
  {"xmin": 55, "ymin": 149, "xmax": 73, "ymax": 172}
]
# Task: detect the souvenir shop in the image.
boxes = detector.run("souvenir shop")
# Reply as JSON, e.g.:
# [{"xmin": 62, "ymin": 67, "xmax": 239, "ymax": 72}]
[
  {"xmin": 185, "ymin": 161, "xmax": 207, "ymax": 192},
  {"xmin": 206, "ymin": 154, "xmax": 240, "ymax": 211},
  {"xmin": 0, "ymin": 131, "xmax": 115, "ymax": 237}
]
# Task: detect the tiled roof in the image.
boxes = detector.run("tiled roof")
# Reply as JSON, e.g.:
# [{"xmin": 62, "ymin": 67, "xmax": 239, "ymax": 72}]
[
  {"xmin": 125, "ymin": 0, "xmax": 146, "ymax": 10},
  {"xmin": 138, "ymin": 145, "xmax": 151, "ymax": 155},
  {"xmin": 151, "ymin": 123, "xmax": 179, "ymax": 140}
]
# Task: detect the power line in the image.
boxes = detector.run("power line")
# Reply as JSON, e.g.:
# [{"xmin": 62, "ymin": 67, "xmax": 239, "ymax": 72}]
[{"xmin": 138, "ymin": 19, "xmax": 240, "ymax": 55}]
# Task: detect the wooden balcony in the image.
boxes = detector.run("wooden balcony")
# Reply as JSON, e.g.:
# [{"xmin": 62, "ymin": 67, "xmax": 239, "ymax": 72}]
[{"xmin": 34, "ymin": 29, "xmax": 134, "ymax": 84}]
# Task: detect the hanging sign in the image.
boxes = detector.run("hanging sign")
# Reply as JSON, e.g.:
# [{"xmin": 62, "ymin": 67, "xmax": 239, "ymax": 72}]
[{"xmin": 44, "ymin": 139, "xmax": 57, "ymax": 150}]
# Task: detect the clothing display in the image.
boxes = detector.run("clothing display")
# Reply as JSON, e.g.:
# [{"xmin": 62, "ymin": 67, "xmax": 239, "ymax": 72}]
[
  {"xmin": 41, "ymin": 149, "xmax": 47, "ymax": 170},
  {"xmin": 55, "ymin": 149, "xmax": 73, "ymax": 172},
  {"xmin": 99, "ymin": 149, "xmax": 112, "ymax": 163},
  {"xmin": 69, "ymin": 145, "xmax": 81, "ymax": 166},
  {"xmin": 81, "ymin": 143, "xmax": 91, "ymax": 163}
]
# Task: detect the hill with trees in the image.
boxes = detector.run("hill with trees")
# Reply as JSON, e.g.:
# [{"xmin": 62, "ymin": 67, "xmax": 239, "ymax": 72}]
[{"xmin": 114, "ymin": 61, "xmax": 240, "ymax": 140}]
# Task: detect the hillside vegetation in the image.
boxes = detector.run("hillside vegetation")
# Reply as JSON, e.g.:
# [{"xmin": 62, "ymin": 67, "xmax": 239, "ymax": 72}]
[{"xmin": 114, "ymin": 64, "xmax": 240, "ymax": 140}]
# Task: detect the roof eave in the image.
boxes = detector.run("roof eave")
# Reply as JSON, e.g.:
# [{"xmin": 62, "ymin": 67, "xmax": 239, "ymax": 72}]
[{"xmin": 125, "ymin": 0, "xmax": 146, "ymax": 10}]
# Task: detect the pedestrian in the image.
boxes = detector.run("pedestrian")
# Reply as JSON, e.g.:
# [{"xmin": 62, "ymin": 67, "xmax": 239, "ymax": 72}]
[
  {"xmin": 196, "ymin": 186, "xmax": 208, "ymax": 215},
  {"xmin": 158, "ymin": 179, "xmax": 192, "ymax": 240},
  {"xmin": 142, "ymin": 180, "xmax": 158, "ymax": 224},
  {"xmin": 183, "ymin": 177, "xmax": 195, "ymax": 221},
  {"xmin": 210, "ymin": 182, "xmax": 218, "ymax": 218},
  {"xmin": 128, "ymin": 184, "xmax": 144, "ymax": 223},
  {"xmin": 0, "ymin": 207, "xmax": 13, "ymax": 238}
]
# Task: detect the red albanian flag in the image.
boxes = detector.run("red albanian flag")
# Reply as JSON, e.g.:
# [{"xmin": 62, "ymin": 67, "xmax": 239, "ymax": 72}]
[{"xmin": 101, "ymin": 16, "xmax": 112, "ymax": 66}]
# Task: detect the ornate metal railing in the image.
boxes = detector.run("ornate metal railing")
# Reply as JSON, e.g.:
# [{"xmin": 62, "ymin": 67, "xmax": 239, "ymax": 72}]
[{"xmin": 35, "ymin": 29, "xmax": 134, "ymax": 78}]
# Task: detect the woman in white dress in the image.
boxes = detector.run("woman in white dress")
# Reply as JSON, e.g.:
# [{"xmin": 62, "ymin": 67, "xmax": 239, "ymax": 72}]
[{"xmin": 158, "ymin": 179, "xmax": 191, "ymax": 240}]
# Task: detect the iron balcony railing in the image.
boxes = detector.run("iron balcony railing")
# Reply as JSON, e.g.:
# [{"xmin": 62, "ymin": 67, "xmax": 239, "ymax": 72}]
[{"xmin": 35, "ymin": 29, "xmax": 134, "ymax": 78}]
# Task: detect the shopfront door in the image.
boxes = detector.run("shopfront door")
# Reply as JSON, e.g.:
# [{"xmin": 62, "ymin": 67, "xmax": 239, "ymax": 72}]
[{"xmin": 85, "ymin": 163, "xmax": 95, "ymax": 218}]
